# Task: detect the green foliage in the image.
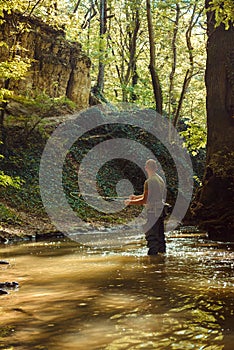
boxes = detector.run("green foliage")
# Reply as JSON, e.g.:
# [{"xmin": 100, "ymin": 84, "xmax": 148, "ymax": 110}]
[
  {"xmin": 0, "ymin": 203, "xmax": 20, "ymax": 224},
  {"xmin": 0, "ymin": 0, "xmax": 208, "ymax": 152},
  {"xmin": 0, "ymin": 148, "xmax": 44, "ymax": 214},
  {"xmin": 208, "ymin": 0, "xmax": 234, "ymax": 29},
  {"xmin": 0, "ymin": 62, "xmax": 30, "ymax": 109},
  {"xmin": 0, "ymin": 40, "xmax": 32, "ymax": 107},
  {"xmin": 0, "ymin": 142, "xmax": 22, "ymax": 189},
  {"xmin": 0, "ymin": 0, "xmax": 67, "ymax": 27},
  {"xmin": 0, "ymin": 0, "xmax": 26, "ymax": 21},
  {"xmin": 0, "ymin": 57, "xmax": 32, "ymax": 105},
  {"xmin": 0, "ymin": 57, "xmax": 31, "ymax": 80},
  {"xmin": 0, "ymin": 88, "xmax": 13, "ymax": 104},
  {"xmin": 13, "ymin": 92, "xmax": 77, "ymax": 113},
  {"xmin": 193, "ymin": 175, "xmax": 202, "ymax": 186},
  {"xmin": 0, "ymin": 0, "xmax": 208, "ymax": 224},
  {"xmin": 0, "ymin": 171, "xmax": 21, "ymax": 188},
  {"xmin": 180, "ymin": 121, "xmax": 207, "ymax": 155}
]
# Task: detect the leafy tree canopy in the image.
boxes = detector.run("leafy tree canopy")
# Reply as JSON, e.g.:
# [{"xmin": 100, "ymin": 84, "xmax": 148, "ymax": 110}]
[
  {"xmin": 0, "ymin": 0, "xmax": 209, "ymax": 154},
  {"xmin": 208, "ymin": 0, "xmax": 234, "ymax": 29}
]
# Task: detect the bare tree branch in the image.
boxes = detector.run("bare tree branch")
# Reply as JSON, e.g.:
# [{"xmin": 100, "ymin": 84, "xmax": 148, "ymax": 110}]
[
  {"xmin": 73, "ymin": 0, "xmax": 82, "ymax": 14},
  {"xmin": 146, "ymin": 0, "xmax": 163, "ymax": 114}
]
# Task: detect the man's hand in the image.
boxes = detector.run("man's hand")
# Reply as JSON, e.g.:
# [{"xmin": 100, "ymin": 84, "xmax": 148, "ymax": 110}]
[
  {"xmin": 124, "ymin": 193, "xmax": 146, "ymax": 206},
  {"xmin": 129, "ymin": 194, "xmax": 136, "ymax": 200},
  {"xmin": 124, "ymin": 199, "xmax": 131, "ymax": 206},
  {"xmin": 124, "ymin": 194, "xmax": 135, "ymax": 206}
]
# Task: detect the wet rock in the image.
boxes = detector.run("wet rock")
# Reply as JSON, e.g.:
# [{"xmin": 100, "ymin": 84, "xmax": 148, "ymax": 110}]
[
  {"xmin": 0, "ymin": 282, "xmax": 19, "ymax": 289},
  {"xmin": 0, "ymin": 289, "xmax": 8, "ymax": 295},
  {"xmin": 0, "ymin": 260, "xmax": 9, "ymax": 265},
  {"xmin": 35, "ymin": 232, "xmax": 65, "ymax": 241}
]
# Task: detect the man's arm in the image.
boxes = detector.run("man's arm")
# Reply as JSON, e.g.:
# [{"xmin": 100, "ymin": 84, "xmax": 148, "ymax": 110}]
[
  {"xmin": 129, "ymin": 194, "xmax": 144, "ymax": 200},
  {"xmin": 125, "ymin": 186, "xmax": 148, "ymax": 206}
]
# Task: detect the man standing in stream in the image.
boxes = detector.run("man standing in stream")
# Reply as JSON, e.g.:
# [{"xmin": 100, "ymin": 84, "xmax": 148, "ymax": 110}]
[{"xmin": 125, "ymin": 159, "xmax": 166, "ymax": 256}]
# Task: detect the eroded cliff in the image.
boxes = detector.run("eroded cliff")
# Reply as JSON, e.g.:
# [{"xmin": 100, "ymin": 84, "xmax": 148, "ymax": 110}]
[{"xmin": 0, "ymin": 12, "xmax": 91, "ymax": 110}]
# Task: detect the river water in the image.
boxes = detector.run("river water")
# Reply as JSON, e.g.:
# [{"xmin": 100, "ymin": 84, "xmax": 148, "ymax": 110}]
[{"xmin": 0, "ymin": 228, "xmax": 234, "ymax": 349}]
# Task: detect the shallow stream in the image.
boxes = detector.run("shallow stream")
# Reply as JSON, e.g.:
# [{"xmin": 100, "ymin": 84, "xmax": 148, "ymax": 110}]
[{"xmin": 0, "ymin": 229, "xmax": 234, "ymax": 349}]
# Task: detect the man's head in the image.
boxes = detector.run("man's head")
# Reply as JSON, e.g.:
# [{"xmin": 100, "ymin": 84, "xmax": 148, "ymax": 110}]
[{"xmin": 145, "ymin": 159, "xmax": 157, "ymax": 175}]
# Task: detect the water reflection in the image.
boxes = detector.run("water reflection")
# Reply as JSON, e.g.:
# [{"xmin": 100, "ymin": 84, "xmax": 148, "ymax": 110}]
[{"xmin": 0, "ymin": 230, "xmax": 233, "ymax": 349}]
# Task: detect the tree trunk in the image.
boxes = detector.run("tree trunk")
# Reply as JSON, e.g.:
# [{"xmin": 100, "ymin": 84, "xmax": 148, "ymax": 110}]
[
  {"xmin": 168, "ymin": 3, "xmax": 180, "ymax": 123},
  {"xmin": 191, "ymin": 2, "xmax": 234, "ymax": 240},
  {"xmin": 173, "ymin": 3, "xmax": 204, "ymax": 128},
  {"xmin": 130, "ymin": 63, "xmax": 139, "ymax": 102},
  {"xmin": 0, "ymin": 78, "xmax": 10, "ymax": 154},
  {"xmin": 96, "ymin": 0, "xmax": 107, "ymax": 94},
  {"xmin": 123, "ymin": 6, "xmax": 140, "ymax": 103},
  {"xmin": 146, "ymin": 0, "xmax": 163, "ymax": 115}
]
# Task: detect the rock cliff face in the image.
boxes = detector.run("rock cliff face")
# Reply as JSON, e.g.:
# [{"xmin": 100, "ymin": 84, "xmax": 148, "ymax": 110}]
[{"xmin": 0, "ymin": 13, "xmax": 91, "ymax": 110}]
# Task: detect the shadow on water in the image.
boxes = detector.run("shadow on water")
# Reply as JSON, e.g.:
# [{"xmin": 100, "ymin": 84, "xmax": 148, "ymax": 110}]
[{"xmin": 0, "ymin": 229, "xmax": 234, "ymax": 349}]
